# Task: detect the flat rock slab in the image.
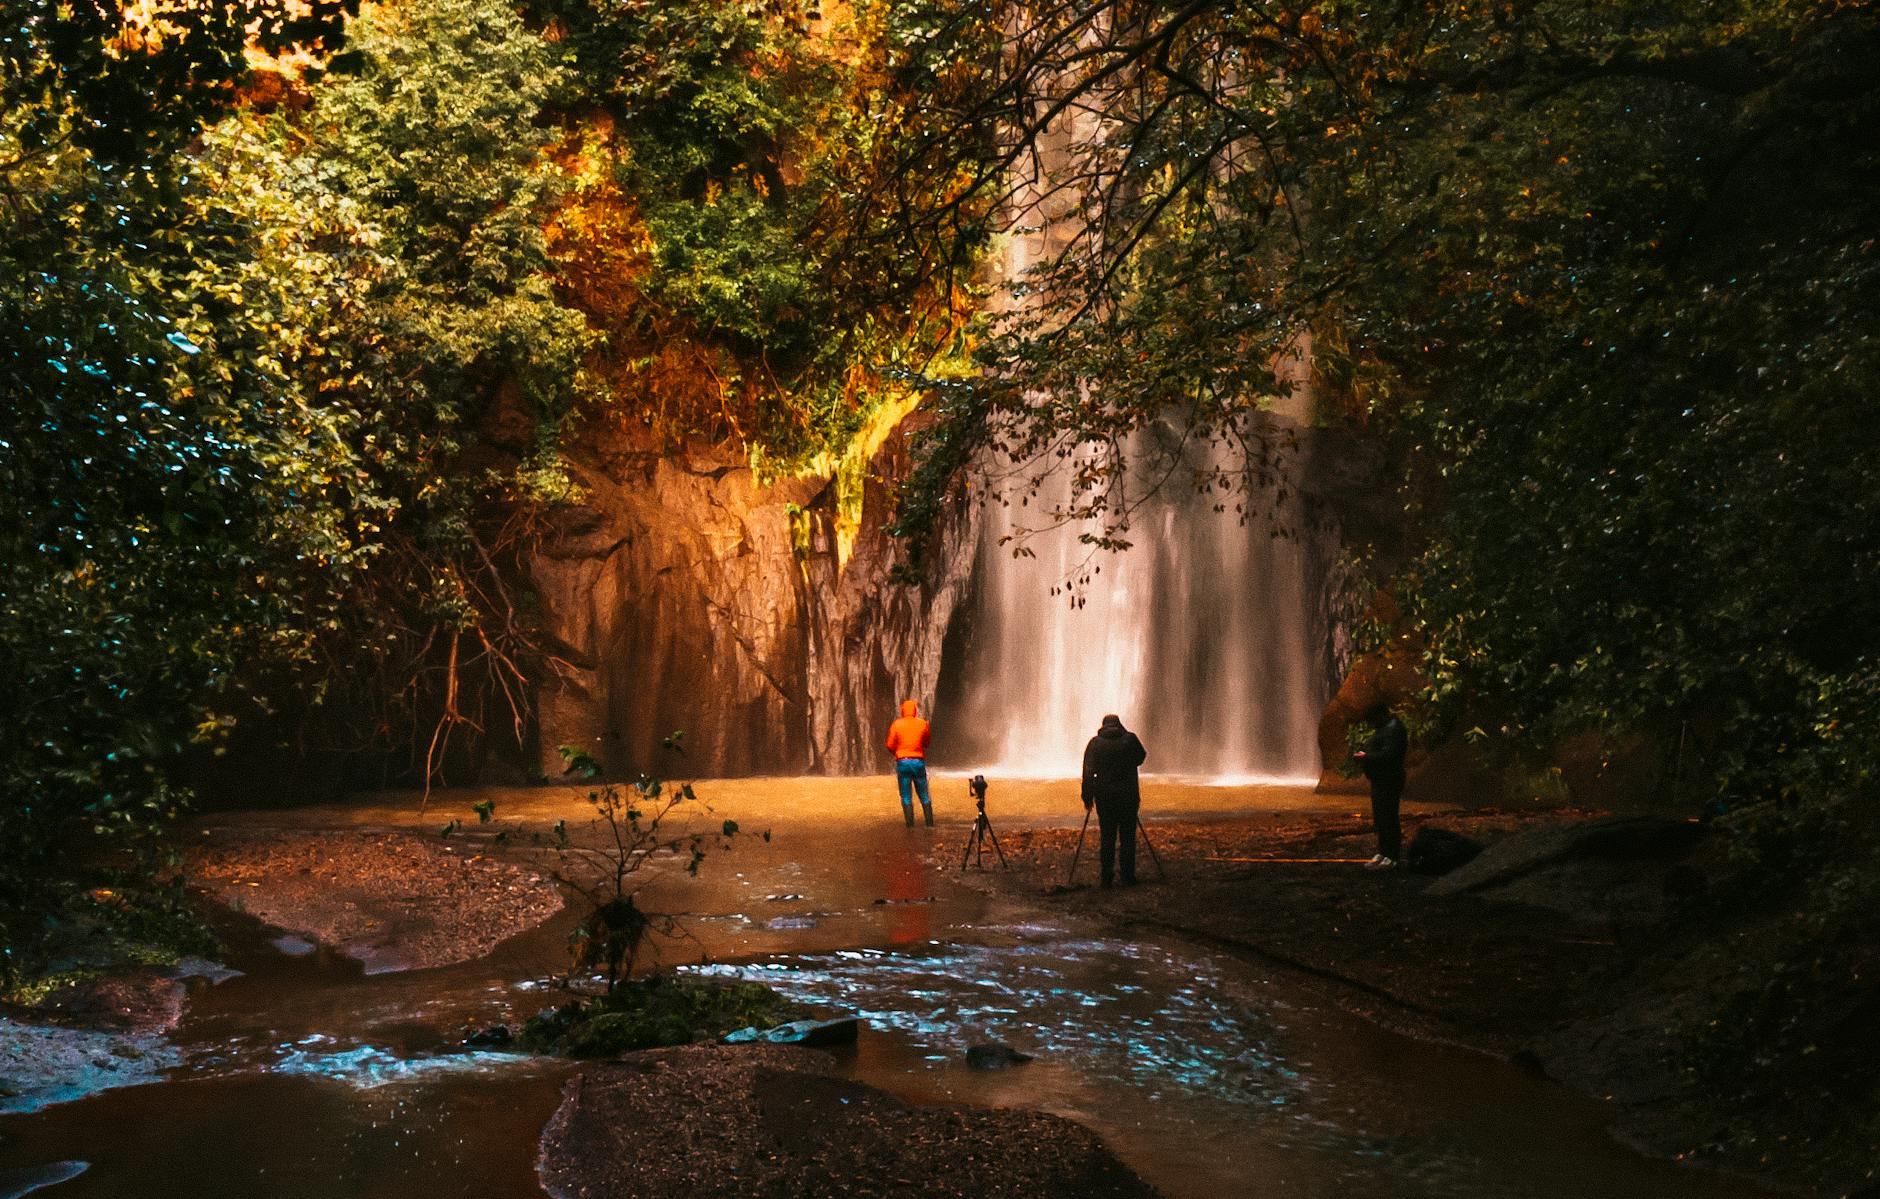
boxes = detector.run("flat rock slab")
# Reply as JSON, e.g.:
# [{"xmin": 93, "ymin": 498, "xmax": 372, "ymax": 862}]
[
  {"xmin": 0, "ymin": 1016, "xmax": 178, "ymax": 1115},
  {"xmin": 190, "ymin": 828, "xmax": 563, "ymax": 973},
  {"xmin": 538, "ymin": 1044, "xmax": 1158, "ymax": 1198},
  {"xmin": 1427, "ymin": 816, "xmax": 1705, "ymax": 897},
  {"xmin": 723, "ymin": 1018, "xmax": 860, "ymax": 1048},
  {"xmin": 0, "ymin": 1160, "xmax": 89, "ymax": 1198}
]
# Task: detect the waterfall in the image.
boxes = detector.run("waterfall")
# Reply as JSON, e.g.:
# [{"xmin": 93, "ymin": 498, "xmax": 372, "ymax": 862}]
[
  {"xmin": 942, "ymin": 426, "xmax": 1328, "ymax": 782},
  {"xmin": 932, "ymin": 65, "xmax": 1330, "ymax": 782}
]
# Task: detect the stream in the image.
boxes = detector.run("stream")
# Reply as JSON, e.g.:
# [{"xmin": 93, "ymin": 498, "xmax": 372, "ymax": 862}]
[{"xmin": 0, "ymin": 787, "xmax": 1769, "ymax": 1198}]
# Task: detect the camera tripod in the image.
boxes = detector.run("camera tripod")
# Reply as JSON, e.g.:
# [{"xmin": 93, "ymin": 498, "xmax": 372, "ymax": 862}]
[
  {"xmin": 1066, "ymin": 810, "xmax": 1166, "ymax": 883},
  {"xmin": 959, "ymin": 775, "xmax": 1008, "ymax": 871}
]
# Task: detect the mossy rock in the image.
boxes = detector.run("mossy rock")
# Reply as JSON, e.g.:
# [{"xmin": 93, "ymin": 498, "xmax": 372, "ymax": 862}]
[
  {"xmin": 525, "ymin": 976, "xmax": 795, "ymax": 1058},
  {"xmin": 563, "ymin": 1011, "xmax": 695, "ymax": 1058}
]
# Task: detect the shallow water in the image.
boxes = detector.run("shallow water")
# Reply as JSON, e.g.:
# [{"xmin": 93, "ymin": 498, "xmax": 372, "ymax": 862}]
[{"xmin": 0, "ymin": 786, "xmax": 1768, "ymax": 1198}]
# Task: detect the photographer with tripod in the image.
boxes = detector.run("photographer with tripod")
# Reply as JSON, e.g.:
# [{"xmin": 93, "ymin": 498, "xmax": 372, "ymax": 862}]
[{"xmin": 1081, "ymin": 714, "xmax": 1147, "ymax": 887}]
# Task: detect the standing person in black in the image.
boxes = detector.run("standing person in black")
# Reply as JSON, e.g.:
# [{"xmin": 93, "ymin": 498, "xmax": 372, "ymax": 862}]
[
  {"xmin": 1081, "ymin": 714, "xmax": 1147, "ymax": 887},
  {"xmin": 1353, "ymin": 703, "xmax": 1409, "ymax": 869}
]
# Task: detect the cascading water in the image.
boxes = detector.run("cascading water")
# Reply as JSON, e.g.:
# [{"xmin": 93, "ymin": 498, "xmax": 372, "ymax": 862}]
[
  {"xmin": 942, "ymin": 425, "xmax": 1330, "ymax": 782},
  {"xmin": 932, "ymin": 68, "xmax": 1330, "ymax": 782}
]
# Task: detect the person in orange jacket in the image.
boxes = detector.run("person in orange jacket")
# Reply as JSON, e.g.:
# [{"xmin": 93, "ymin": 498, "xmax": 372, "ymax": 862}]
[{"xmin": 885, "ymin": 699, "xmax": 933, "ymax": 827}]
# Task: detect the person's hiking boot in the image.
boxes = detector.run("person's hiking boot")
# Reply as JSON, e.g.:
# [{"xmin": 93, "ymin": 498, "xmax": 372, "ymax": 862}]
[
  {"xmin": 921, "ymin": 803, "xmax": 934, "ymax": 827},
  {"xmin": 903, "ymin": 805, "xmax": 915, "ymax": 828}
]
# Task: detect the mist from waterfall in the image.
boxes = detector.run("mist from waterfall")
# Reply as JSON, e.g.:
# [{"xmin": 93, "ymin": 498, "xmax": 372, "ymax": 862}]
[{"xmin": 941, "ymin": 427, "xmax": 1329, "ymax": 782}]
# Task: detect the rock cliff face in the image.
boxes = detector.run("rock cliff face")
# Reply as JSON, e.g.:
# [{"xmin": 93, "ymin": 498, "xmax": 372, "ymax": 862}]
[{"xmin": 527, "ymin": 414, "xmax": 978, "ymax": 779}]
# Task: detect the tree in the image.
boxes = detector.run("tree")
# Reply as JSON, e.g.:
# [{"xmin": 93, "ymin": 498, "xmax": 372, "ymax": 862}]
[
  {"xmin": 879, "ymin": 0, "xmax": 1880, "ymax": 805},
  {"xmin": 0, "ymin": 0, "xmax": 352, "ymax": 966}
]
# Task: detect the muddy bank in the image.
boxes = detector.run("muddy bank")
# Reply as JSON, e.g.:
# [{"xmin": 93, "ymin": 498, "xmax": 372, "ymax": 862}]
[
  {"xmin": 538, "ymin": 1042, "xmax": 1155, "ymax": 1199},
  {"xmin": 938, "ymin": 807, "xmax": 1816, "ymax": 1194},
  {"xmin": 188, "ymin": 828, "xmax": 563, "ymax": 973}
]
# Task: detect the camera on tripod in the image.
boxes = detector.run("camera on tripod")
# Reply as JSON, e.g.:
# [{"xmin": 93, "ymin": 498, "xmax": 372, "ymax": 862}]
[{"xmin": 960, "ymin": 774, "xmax": 1005, "ymax": 871}]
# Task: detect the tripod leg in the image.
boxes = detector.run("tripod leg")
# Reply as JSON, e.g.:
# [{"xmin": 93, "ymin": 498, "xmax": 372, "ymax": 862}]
[
  {"xmin": 984, "ymin": 819, "xmax": 1009, "ymax": 869},
  {"xmin": 1138, "ymin": 820, "xmax": 1166, "ymax": 880},
  {"xmin": 1066, "ymin": 809, "xmax": 1090, "ymax": 884},
  {"xmin": 960, "ymin": 823, "xmax": 976, "ymax": 872}
]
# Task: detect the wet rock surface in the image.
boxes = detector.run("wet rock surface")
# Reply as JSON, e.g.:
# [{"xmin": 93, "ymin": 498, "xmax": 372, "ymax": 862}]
[
  {"xmin": 537, "ymin": 1043, "xmax": 1156, "ymax": 1199},
  {"xmin": 964, "ymin": 1044, "xmax": 1032, "ymax": 1070},
  {"xmin": 189, "ymin": 828, "xmax": 563, "ymax": 973},
  {"xmin": 0, "ymin": 1159, "xmax": 88, "ymax": 1198},
  {"xmin": 0, "ymin": 1016, "xmax": 179, "ymax": 1115},
  {"xmin": 722, "ymin": 1017, "xmax": 859, "ymax": 1048},
  {"xmin": 528, "ymin": 416, "xmax": 978, "ymax": 778}
]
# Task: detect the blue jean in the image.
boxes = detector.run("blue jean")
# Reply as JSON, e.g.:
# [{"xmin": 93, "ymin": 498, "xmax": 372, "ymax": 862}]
[{"xmin": 895, "ymin": 758, "xmax": 931, "ymax": 809}]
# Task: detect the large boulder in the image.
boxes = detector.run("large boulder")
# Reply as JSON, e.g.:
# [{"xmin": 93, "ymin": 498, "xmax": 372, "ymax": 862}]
[
  {"xmin": 1404, "ymin": 826, "xmax": 1483, "ymax": 876},
  {"xmin": 1425, "ymin": 815, "xmax": 1709, "ymax": 931},
  {"xmin": 537, "ymin": 1044, "xmax": 1156, "ymax": 1199}
]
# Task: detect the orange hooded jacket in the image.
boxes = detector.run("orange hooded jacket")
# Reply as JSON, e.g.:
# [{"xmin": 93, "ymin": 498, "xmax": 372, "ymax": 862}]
[{"xmin": 885, "ymin": 700, "xmax": 931, "ymax": 760}]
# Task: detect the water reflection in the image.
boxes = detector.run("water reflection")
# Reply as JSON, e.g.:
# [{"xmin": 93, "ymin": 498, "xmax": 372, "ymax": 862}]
[{"xmin": 694, "ymin": 933, "xmax": 1292, "ymax": 1106}]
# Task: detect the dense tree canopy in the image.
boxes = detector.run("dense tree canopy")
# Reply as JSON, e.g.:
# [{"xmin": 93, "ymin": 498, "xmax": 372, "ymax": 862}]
[{"xmin": 886, "ymin": 0, "xmax": 1880, "ymax": 806}]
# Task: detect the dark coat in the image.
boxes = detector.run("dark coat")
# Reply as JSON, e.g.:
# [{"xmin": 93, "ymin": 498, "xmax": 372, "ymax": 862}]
[
  {"xmin": 1359, "ymin": 717, "xmax": 1408, "ymax": 783},
  {"xmin": 1082, "ymin": 718, "xmax": 1147, "ymax": 809}
]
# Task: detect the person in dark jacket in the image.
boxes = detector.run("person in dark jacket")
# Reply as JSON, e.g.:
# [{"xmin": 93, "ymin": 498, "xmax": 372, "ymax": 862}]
[
  {"xmin": 1352, "ymin": 703, "xmax": 1408, "ymax": 869},
  {"xmin": 1081, "ymin": 714, "xmax": 1147, "ymax": 887}
]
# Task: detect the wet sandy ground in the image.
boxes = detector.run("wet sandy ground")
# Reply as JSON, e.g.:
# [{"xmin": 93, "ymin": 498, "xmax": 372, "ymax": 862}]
[{"xmin": 212, "ymin": 773, "xmax": 1419, "ymax": 836}]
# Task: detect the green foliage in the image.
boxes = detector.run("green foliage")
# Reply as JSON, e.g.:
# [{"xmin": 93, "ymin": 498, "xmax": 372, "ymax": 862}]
[
  {"xmin": 0, "ymin": 6, "xmax": 358, "ymax": 965},
  {"xmin": 1683, "ymin": 797, "xmax": 1880, "ymax": 1173},
  {"xmin": 520, "ymin": 975, "xmax": 791, "ymax": 1057},
  {"xmin": 0, "ymin": 0, "xmax": 592, "ymax": 962},
  {"xmin": 537, "ymin": 0, "xmax": 996, "ymax": 464}
]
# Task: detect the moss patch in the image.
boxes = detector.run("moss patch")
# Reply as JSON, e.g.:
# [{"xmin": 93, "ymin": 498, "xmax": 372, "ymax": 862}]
[{"xmin": 522, "ymin": 975, "xmax": 795, "ymax": 1058}]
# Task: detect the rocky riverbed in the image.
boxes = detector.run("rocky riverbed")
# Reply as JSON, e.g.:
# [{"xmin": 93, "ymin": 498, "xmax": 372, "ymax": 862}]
[{"xmin": 0, "ymin": 782, "xmax": 1811, "ymax": 1197}]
